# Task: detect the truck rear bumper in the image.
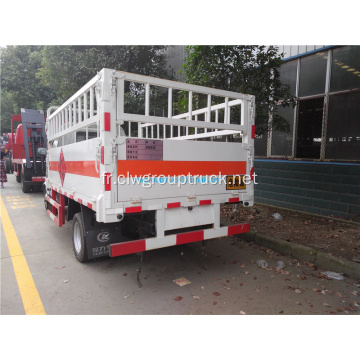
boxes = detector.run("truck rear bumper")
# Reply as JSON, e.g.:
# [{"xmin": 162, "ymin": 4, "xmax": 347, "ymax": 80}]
[
  {"xmin": 27, "ymin": 177, "xmax": 45, "ymax": 184},
  {"xmin": 109, "ymin": 223, "xmax": 249, "ymax": 257}
]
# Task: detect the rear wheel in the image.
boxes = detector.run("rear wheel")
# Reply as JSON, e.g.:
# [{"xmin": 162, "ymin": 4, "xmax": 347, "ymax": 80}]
[
  {"xmin": 33, "ymin": 184, "xmax": 43, "ymax": 192},
  {"xmin": 5, "ymin": 158, "xmax": 11, "ymax": 173},
  {"xmin": 72, "ymin": 213, "xmax": 88, "ymax": 263},
  {"xmin": 16, "ymin": 166, "xmax": 21, "ymax": 183},
  {"xmin": 21, "ymin": 168, "xmax": 31, "ymax": 193}
]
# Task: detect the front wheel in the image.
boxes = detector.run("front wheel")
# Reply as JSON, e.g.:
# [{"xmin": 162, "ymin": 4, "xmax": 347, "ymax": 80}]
[{"xmin": 72, "ymin": 213, "xmax": 88, "ymax": 263}]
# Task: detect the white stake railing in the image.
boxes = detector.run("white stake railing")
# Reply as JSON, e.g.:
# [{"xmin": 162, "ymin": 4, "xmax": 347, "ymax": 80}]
[
  {"xmin": 47, "ymin": 70, "xmax": 253, "ymax": 143},
  {"xmin": 47, "ymin": 76, "xmax": 99, "ymax": 141}
]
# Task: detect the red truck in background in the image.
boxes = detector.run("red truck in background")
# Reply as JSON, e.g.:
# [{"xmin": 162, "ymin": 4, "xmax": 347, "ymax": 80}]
[{"xmin": 11, "ymin": 109, "xmax": 47, "ymax": 193}]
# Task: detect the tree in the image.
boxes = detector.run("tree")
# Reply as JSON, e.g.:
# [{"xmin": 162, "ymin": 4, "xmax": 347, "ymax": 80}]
[
  {"xmin": 37, "ymin": 46, "xmax": 173, "ymax": 103},
  {"xmin": 0, "ymin": 90, "xmax": 17, "ymax": 133},
  {"xmin": 180, "ymin": 46, "xmax": 295, "ymax": 135},
  {"xmin": 1, "ymin": 45, "xmax": 172, "ymax": 132},
  {"xmin": 0, "ymin": 46, "xmax": 56, "ymax": 113}
]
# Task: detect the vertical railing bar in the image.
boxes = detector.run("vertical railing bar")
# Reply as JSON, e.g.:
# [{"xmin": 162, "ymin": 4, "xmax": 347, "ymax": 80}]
[
  {"xmin": 142, "ymin": 83, "xmax": 150, "ymax": 138},
  {"xmin": 90, "ymin": 87, "xmax": 94, "ymax": 118},
  {"xmin": 168, "ymin": 87, "xmax": 172, "ymax": 140},
  {"xmin": 224, "ymin": 97, "xmax": 229, "ymax": 124},
  {"xmin": 78, "ymin": 97, "xmax": 81, "ymax": 122},
  {"xmin": 187, "ymin": 91, "xmax": 192, "ymax": 136},
  {"xmin": 65, "ymin": 108, "xmax": 68, "ymax": 129},
  {"xmin": 84, "ymin": 92, "xmax": 88, "ymax": 121},
  {"xmin": 215, "ymin": 109, "xmax": 219, "ymax": 132},
  {"xmin": 168, "ymin": 87, "xmax": 173, "ymax": 118},
  {"xmin": 145, "ymin": 83, "xmax": 150, "ymax": 116},
  {"xmin": 73, "ymin": 102, "xmax": 77, "ymax": 125},
  {"xmin": 206, "ymin": 94, "xmax": 211, "ymax": 133},
  {"xmin": 69, "ymin": 105, "xmax": 72, "ymax": 128}
]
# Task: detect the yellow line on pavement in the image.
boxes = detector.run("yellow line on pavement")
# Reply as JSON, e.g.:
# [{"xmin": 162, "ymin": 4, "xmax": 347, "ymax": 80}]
[{"xmin": 0, "ymin": 194, "xmax": 46, "ymax": 315}]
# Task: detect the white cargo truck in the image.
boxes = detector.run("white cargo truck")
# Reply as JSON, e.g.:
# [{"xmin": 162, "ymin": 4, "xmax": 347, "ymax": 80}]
[{"xmin": 44, "ymin": 69, "xmax": 255, "ymax": 279}]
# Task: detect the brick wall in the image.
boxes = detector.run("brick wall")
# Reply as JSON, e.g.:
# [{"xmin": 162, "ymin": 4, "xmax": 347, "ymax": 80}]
[{"xmin": 254, "ymin": 160, "xmax": 360, "ymax": 219}]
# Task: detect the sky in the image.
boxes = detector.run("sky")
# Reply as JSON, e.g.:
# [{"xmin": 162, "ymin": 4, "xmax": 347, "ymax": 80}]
[{"xmin": 0, "ymin": 1, "xmax": 356, "ymax": 47}]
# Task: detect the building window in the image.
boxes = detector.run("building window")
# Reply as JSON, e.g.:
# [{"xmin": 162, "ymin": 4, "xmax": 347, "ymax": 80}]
[
  {"xmin": 299, "ymin": 52, "xmax": 328, "ymax": 97},
  {"xmin": 296, "ymin": 96, "xmax": 324, "ymax": 159},
  {"xmin": 331, "ymin": 46, "xmax": 360, "ymax": 93},
  {"xmin": 279, "ymin": 60, "xmax": 297, "ymax": 96},
  {"xmin": 254, "ymin": 131, "xmax": 268, "ymax": 157},
  {"xmin": 325, "ymin": 91, "xmax": 360, "ymax": 160},
  {"xmin": 270, "ymin": 46, "xmax": 360, "ymax": 161},
  {"xmin": 271, "ymin": 105, "xmax": 294, "ymax": 156}
]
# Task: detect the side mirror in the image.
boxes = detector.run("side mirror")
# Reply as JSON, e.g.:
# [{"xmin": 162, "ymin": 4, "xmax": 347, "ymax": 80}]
[{"xmin": 37, "ymin": 148, "xmax": 47, "ymax": 156}]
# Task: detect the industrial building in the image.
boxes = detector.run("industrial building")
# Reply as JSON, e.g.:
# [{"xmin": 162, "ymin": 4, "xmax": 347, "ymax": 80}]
[{"xmin": 166, "ymin": 45, "xmax": 360, "ymax": 218}]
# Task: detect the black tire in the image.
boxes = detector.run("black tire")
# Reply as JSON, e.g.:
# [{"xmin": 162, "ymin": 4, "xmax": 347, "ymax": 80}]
[
  {"xmin": 5, "ymin": 158, "xmax": 11, "ymax": 173},
  {"xmin": 33, "ymin": 184, "xmax": 43, "ymax": 192},
  {"xmin": 72, "ymin": 213, "xmax": 88, "ymax": 263},
  {"xmin": 16, "ymin": 166, "xmax": 21, "ymax": 183},
  {"xmin": 21, "ymin": 168, "xmax": 31, "ymax": 193}
]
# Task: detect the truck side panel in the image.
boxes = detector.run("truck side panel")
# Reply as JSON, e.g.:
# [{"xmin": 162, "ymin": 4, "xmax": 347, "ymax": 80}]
[{"xmin": 47, "ymin": 138, "xmax": 100, "ymax": 205}]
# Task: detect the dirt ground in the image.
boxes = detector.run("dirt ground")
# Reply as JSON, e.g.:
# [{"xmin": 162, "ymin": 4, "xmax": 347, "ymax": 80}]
[{"xmin": 221, "ymin": 203, "xmax": 360, "ymax": 264}]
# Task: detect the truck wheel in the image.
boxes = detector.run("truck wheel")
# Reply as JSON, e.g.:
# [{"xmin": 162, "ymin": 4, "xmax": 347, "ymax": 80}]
[
  {"xmin": 16, "ymin": 166, "xmax": 21, "ymax": 183},
  {"xmin": 72, "ymin": 213, "xmax": 88, "ymax": 263},
  {"xmin": 5, "ymin": 158, "xmax": 11, "ymax": 173},
  {"xmin": 33, "ymin": 184, "xmax": 43, "ymax": 192},
  {"xmin": 21, "ymin": 169, "xmax": 31, "ymax": 193}
]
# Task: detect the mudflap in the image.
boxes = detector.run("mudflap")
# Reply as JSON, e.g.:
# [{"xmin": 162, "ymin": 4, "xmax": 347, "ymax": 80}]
[{"xmin": 81, "ymin": 206, "xmax": 123, "ymax": 260}]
